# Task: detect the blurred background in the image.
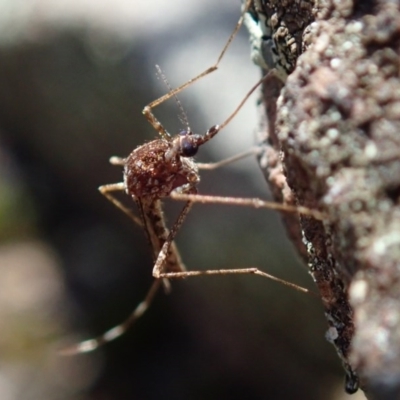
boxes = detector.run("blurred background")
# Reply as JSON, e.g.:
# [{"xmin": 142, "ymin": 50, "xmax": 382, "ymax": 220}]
[{"xmin": 0, "ymin": 0, "xmax": 365, "ymax": 399}]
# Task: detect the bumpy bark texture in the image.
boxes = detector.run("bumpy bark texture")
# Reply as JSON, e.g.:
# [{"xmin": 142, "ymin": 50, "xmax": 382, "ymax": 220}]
[{"xmin": 248, "ymin": 1, "xmax": 400, "ymax": 398}]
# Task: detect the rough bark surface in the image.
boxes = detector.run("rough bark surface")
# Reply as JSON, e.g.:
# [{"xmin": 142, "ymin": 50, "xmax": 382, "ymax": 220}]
[{"xmin": 247, "ymin": 1, "xmax": 400, "ymax": 398}]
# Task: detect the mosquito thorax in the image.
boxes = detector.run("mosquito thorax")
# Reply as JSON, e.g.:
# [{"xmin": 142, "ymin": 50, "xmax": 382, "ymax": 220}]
[{"xmin": 122, "ymin": 134, "xmax": 200, "ymax": 200}]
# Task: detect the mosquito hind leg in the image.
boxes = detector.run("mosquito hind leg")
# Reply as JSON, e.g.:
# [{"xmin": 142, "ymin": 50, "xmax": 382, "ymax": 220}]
[
  {"xmin": 156, "ymin": 265, "xmax": 309, "ymax": 294},
  {"xmin": 59, "ymin": 279, "xmax": 163, "ymax": 355},
  {"xmin": 150, "ymin": 197, "xmax": 308, "ymax": 294},
  {"xmin": 153, "ymin": 208, "xmax": 310, "ymax": 294}
]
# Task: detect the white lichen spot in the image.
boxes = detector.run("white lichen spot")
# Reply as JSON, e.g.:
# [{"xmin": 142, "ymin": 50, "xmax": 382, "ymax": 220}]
[
  {"xmin": 349, "ymin": 279, "xmax": 368, "ymax": 304},
  {"xmin": 351, "ymin": 200, "xmax": 363, "ymax": 212},
  {"xmin": 325, "ymin": 326, "xmax": 339, "ymax": 343},
  {"xmin": 314, "ymin": 32, "xmax": 330, "ymax": 53},
  {"xmin": 373, "ymin": 232, "xmax": 400, "ymax": 256},
  {"xmin": 319, "ymin": 137, "xmax": 331, "ymax": 147},
  {"xmin": 331, "ymin": 111, "xmax": 342, "ymax": 122},
  {"xmin": 330, "ymin": 58, "xmax": 341, "ymax": 69},
  {"xmin": 326, "ymin": 176, "xmax": 335, "ymax": 187},
  {"xmin": 368, "ymin": 63, "xmax": 378, "ymax": 75},
  {"xmin": 308, "ymin": 120, "xmax": 320, "ymax": 133},
  {"xmin": 297, "ymin": 121, "xmax": 309, "ymax": 141},
  {"xmin": 378, "ymin": 200, "xmax": 392, "ymax": 213},
  {"xmin": 280, "ymin": 106, "xmax": 289, "ymax": 118},
  {"xmin": 336, "ymin": 86, "xmax": 350, "ymax": 99},
  {"xmin": 351, "ymin": 21, "xmax": 364, "ymax": 33},
  {"xmin": 342, "ymin": 40, "xmax": 354, "ymax": 51},
  {"xmin": 325, "ymin": 48, "xmax": 335, "ymax": 58},
  {"xmin": 364, "ymin": 140, "xmax": 378, "ymax": 159},
  {"xmin": 326, "ymin": 128, "xmax": 339, "ymax": 140},
  {"xmin": 375, "ymin": 327, "xmax": 389, "ymax": 352},
  {"xmin": 316, "ymin": 165, "xmax": 329, "ymax": 177}
]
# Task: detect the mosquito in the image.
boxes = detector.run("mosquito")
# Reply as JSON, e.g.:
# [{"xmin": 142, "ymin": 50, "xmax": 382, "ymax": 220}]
[{"xmin": 60, "ymin": 0, "xmax": 324, "ymax": 355}]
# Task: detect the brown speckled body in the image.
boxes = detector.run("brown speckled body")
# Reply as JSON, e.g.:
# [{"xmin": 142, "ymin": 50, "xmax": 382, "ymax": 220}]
[
  {"xmin": 124, "ymin": 139, "xmax": 199, "ymax": 200},
  {"xmin": 122, "ymin": 135, "xmax": 201, "ymax": 274}
]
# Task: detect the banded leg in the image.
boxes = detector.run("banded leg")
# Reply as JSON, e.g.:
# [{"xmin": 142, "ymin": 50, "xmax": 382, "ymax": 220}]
[
  {"xmin": 142, "ymin": 0, "xmax": 253, "ymax": 138},
  {"xmin": 169, "ymin": 192, "xmax": 325, "ymax": 220},
  {"xmin": 196, "ymin": 148, "xmax": 260, "ymax": 170},
  {"xmin": 60, "ymin": 200, "xmax": 194, "ymax": 354},
  {"xmin": 99, "ymin": 183, "xmax": 143, "ymax": 227},
  {"xmin": 99, "ymin": 183, "xmax": 171, "ymax": 290},
  {"xmin": 59, "ymin": 279, "xmax": 162, "ymax": 355},
  {"xmin": 152, "ymin": 200, "xmax": 310, "ymax": 294}
]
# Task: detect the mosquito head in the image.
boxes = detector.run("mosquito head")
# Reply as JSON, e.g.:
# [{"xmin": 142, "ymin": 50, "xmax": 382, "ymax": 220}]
[
  {"xmin": 169, "ymin": 124, "xmax": 221, "ymax": 161},
  {"xmin": 178, "ymin": 129, "xmax": 199, "ymax": 157}
]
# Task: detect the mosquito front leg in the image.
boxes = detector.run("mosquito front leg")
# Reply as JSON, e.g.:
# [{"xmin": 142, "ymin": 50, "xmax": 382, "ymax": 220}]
[
  {"xmin": 99, "ymin": 183, "xmax": 143, "ymax": 227},
  {"xmin": 142, "ymin": 105, "xmax": 171, "ymax": 141},
  {"xmin": 142, "ymin": 0, "xmax": 253, "ymax": 136},
  {"xmin": 180, "ymin": 72, "xmax": 275, "ymax": 152},
  {"xmin": 196, "ymin": 148, "xmax": 260, "ymax": 170},
  {"xmin": 143, "ymin": 70, "xmax": 271, "ymax": 152}
]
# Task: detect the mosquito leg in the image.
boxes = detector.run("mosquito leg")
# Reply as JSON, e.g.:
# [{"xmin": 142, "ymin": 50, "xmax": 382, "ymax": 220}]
[
  {"xmin": 98, "ymin": 184, "xmax": 175, "ymax": 290},
  {"xmin": 99, "ymin": 183, "xmax": 143, "ymax": 227},
  {"xmin": 152, "ymin": 200, "xmax": 193, "ymax": 279},
  {"xmin": 138, "ymin": 198, "xmax": 189, "ymax": 293},
  {"xmin": 59, "ymin": 279, "xmax": 163, "ymax": 355},
  {"xmin": 142, "ymin": 0, "xmax": 253, "ymax": 137},
  {"xmin": 59, "ymin": 202, "xmax": 192, "ymax": 355},
  {"xmin": 143, "ymin": 52, "xmax": 274, "ymax": 145},
  {"xmin": 99, "ymin": 188, "xmax": 172, "ymax": 292},
  {"xmin": 197, "ymin": 147, "xmax": 260, "ymax": 170},
  {"xmin": 153, "ymin": 197, "xmax": 312, "ymax": 295},
  {"xmin": 156, "ymin": 266, "xmax": 310, "ymax": 294},
  {"xmin": 169, "ymin": 192, "xmax": 325, "ymax": 220},
  {"xmin": 148, "ymin": 0, "xmax": 253, "ymax": 109},
  {"xmin": 187, "ymin": 71, "xmax": 275, "ymax": 153}
]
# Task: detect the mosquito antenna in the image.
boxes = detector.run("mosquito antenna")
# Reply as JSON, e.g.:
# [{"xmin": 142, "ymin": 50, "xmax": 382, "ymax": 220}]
[{"xmin": 155, "ymin": 65, "xmax": 191, "ymax": 131}]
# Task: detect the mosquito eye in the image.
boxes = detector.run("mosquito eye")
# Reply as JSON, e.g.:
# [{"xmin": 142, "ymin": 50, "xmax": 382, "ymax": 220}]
[
  {"xmin": 180, "ymin": 137, "xmax": 198, "ymax": 157},
  {"xmin": 179, "ymin": 129, "xmax": 192, "ymax": 136}
]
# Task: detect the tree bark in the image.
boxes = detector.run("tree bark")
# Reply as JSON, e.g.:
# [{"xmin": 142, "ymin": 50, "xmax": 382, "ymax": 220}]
[{"xmin": 246, "ymin": 1, "xmax": 400, "ymax": 398}]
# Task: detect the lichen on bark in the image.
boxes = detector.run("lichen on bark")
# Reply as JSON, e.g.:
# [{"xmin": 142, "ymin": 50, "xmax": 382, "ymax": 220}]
[{"xmin": 247, "ymin": 1, "xmax": 400, "ymax": 397}]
